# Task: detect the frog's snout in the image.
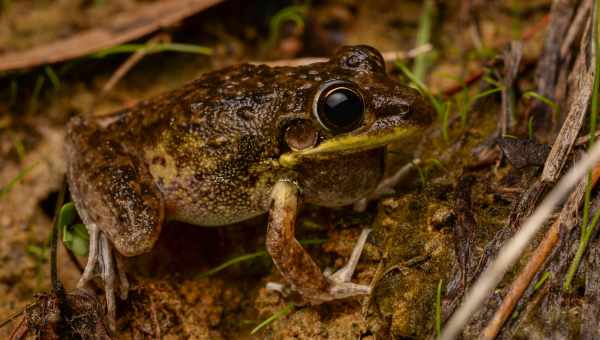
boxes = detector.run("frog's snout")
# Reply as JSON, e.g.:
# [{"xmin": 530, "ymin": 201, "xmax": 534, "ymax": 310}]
[{"xmin": 368, "ymin": 84, "xmax": 434, "ymax": 128}]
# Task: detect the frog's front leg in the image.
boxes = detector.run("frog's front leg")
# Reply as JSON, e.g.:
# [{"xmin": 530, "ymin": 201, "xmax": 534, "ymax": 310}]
[{"xmin": 266, "ymin": 180, "xmax": 371, "ymax": 303}]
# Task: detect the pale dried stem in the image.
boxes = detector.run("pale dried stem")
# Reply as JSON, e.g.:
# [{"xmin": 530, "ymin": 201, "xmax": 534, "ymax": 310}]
[
  {"xmin": 439, "ymin": 140, "xmax": 600, "ymax": 340},
  {"xmin": 254, "ymin": 44, "xmax": 433, "ymax": 67},
  {"xmin": 481, "ymin": 164, "xmax": 600, "ymax": 339},
  {"xmin": 542, "ymin": 15, "xmax": 595, "ymax": 183},
  {"xmin": 101, "ymin": 34, "xmax": 171, "ymax": 95}
]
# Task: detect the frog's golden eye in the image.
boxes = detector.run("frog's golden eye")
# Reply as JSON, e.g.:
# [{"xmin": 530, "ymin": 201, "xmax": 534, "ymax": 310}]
[{"xmin": 314, "ymin": 80, "xmax": 365, "ymax": 133}]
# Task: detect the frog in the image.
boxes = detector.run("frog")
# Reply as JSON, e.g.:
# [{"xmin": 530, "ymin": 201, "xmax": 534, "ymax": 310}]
[{"xmin": 64, "ymin": 45, "xmax": 433, "ymax": 331}]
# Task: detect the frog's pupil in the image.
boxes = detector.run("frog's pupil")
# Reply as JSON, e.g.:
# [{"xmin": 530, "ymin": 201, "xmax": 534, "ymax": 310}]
[{"xmin": 321, "ymin": 88, "xmax": 363, "ymax": 131}]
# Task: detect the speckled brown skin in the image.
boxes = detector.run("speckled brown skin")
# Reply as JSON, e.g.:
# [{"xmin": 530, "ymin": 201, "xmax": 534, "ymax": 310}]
[{"xmin": 65, "ymin": 45, "xmax": 433, "ymax": 312}]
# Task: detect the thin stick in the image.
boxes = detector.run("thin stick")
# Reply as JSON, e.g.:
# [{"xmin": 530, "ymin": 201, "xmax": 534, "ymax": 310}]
[
  {"xmin": 7, "ymin": 315, "xmax": 27, "ymax": 340},
  {"xmin": 480, "ymin": 222, "xmax": 556, "ymax": 338},
  {"xmin": 560, "ymin": 0, "xmax": 592, "ymax": 59},
  {"xmin": 149, "ymin": 296, "xmax": 161, "ymax": 339},
  {"xmin": 50, "ymin": 178, "xmax": 67, "ymax": 293},
  {"xmin": 64, "ymin": 247, "xmax": 84, "ymax": 274},
  {"xmin": 0, "ymin": 310, "xmax": 24, "ymax": 329},
  {"xmin": 101, "ymin": 34, "xmax": 170, "ymax": 95},
  {"xmin": 481, "ymin": 164, "xmax": 600, "ymax": 339},
  {"xmin": 254, "ymin": 44, "xmax": 432, "ymax": 67},
  {"xmin": 541, "ymin": 14, "xmax": 595, "ymax": 183},
  {"xmin": 439, "ymin": 141, "xmax": 600, "ymax": 340}
]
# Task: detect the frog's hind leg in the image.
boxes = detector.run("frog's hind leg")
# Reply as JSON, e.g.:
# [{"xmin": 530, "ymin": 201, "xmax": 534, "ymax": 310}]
[
  {"xmin": 77, "ymin": 227, "xmax": 128, "ymax": 332},
  {"xmin": 66, "ymin": 116, "xmax": 164, "ymax": 331}
]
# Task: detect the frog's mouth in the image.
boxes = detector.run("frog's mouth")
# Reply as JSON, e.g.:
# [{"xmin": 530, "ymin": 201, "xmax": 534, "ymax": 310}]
[{"xmin": 278, "ymin": 125, "xmax": 419, "ymax": 168}]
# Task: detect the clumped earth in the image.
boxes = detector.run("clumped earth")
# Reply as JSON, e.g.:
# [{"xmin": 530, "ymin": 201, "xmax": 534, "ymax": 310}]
[{"xmin": 3, "ymin": 0, "xmax": 596, "ymax": 339}]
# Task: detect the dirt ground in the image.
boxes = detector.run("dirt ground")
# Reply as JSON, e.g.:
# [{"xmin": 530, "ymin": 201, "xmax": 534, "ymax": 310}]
[{"xmin": 0, "ymin": 1, "xmax": 556, "ymax": 339}]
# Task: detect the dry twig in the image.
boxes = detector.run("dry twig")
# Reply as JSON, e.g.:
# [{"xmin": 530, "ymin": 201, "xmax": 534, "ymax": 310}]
[
  {"xmin": 481, "ymin": 164, "xmax": 600, "ymax": 339},
  {"xmin": 541, "ymin": 14, "xmax": 595, "ymax": 183},
  {"xmin": 499, "ymin": 42, "xmax": 523, "ymax": 136},
  {"xmin": 440, "ymin": 139, "xmax": 600, "ymax": 340},
  {"xmin": 254, "ymin": 44, "xmax": 433, "ymax": 67},
  {"xmin": 0, "ymin": 0, "xmax": 222, "ymax": 72}
]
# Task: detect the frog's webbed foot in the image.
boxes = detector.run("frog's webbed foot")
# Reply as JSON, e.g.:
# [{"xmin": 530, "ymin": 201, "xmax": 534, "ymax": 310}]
[
  {"xmin": 77, "ymin": 224, "xmax": 129, "ymax": 332},
  {"xmin": 266, "ymin": 181, "xmax": 371, "ymax": 303}
]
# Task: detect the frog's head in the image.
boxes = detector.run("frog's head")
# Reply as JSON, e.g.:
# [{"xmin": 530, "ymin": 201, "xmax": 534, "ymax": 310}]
[{"xmin": 278, "ymin": 45, "xmax": 433, "ymax": 168}]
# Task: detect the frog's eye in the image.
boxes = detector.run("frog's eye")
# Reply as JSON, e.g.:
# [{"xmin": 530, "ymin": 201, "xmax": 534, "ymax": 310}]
[{"xmin": 314, "ymin": 81, "xmax": 365, "ymax": 133}]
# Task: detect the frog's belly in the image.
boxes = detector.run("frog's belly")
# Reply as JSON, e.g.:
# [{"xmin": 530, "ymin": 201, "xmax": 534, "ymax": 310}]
[
  {"xmin": 157, "ymin": 178, "xmax": 269, "ymax": 226},
  {"xmin": 145, "ymin": 154, "xmax": 273, "ymax": 226},
  {"xmin": 170, "ymin": 204, "xmax": 266, "ymax": 227}
]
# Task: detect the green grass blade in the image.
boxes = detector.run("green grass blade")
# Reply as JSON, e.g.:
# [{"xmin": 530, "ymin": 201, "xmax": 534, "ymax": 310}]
[
  {"xmin": 435, "ymin": 279, "xmax": 443, "ymax": 337},
  {"xmin": 441, "ymin": 101, "xmax": 451, "ymax": 141},
  {"xmin": 92, "ymin": 43, "xmax": 213, "ymax": 58},
  {"xmin": 564, "ymin": 205, "xmax": 600, "ymax": 291},
  {"xmin": 197, "ymin": 238, "xmax": 327, "ymax": 278},
  {"xmin": 395, "ymin": 61, "xmax": 445, "ymax": 118},
  {"xmin": 149, "ymin": 43, "xmax": 213, "ymax": 55},
  {"xmin": 533, "ymin": 271, "xmax": 550, "ymax": 291},
  {"xmin": 198, "ymin": 250, "xmax": 268, "ymax": 278},
  {"xmin": 0, "ymin": 162, "xmax": 38, "ymax": 198},
  {"xmin": 251, "ymin": 303, "xmax": 295, "ymax": 335},
  {"xmin": 523, "ymin": 91, "xmax": 558, "ymax": 113},
  {"xmin": 9, "ymin": 79, "xmax": 18, "ymax": 107},
  {"xmin": 413, "ymin": 0, "xmax": 434, "ymax": 82},
  {"xmin": 9, "ymin": 132, "xmax": 25, "ymax": 162},
  {"xmin": 528, "ymin": 116, "xmax": 535, "ymax": 140},
  {"xmin": 471, "ymin": 87, "xmax": 502, "ymax": 102},
  {"xmin": 27, "ymin": 75, "xmax": 45, "ymax": 113},
  {"xmin": 268, "ymin": 4, "xmax": 308, "ymax": 46},
  {"xmin": 44, "ymin": 66, "xmax": 61, "ymax": 90}
]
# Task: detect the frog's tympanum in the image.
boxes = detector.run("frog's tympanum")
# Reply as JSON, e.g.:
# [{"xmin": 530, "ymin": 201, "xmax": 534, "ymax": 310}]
[{"xmin": 65, "ymin": 45, "xmax": 433, "ymax": 330}]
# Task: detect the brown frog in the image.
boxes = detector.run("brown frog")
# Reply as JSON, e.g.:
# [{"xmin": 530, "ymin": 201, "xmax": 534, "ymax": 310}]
[{"xmin": 65, "ymin": 45, "xmax": 433, "ymax": 330}]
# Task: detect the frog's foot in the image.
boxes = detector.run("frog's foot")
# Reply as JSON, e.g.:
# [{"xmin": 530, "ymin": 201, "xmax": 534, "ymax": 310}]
[
  {"xmin": 267, "ymin": 181, "xmax": 372, "ymax": 304},
  {"xmin": 353, "ymin": 159, "xmax": 421, "ymax": 212},
  {"xmin": 265, "ymin": 282, "xmax": 294, "ymax": 296},
  {"xmin": 323, "ymin": 228, "xmax": 372, "ymax": 298},
  {"xmin": 77, "ymin": 224, "xmax": 129, "ymax": 332}
]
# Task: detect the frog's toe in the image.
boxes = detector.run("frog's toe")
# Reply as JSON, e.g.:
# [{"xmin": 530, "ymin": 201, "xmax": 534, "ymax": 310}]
[
  {"xmin": 98, "ymin": 232, "xmax": 117, "ymax": 332},
  {"xmin": 77, "ymin": 227, "xmax": 128, "ymax": 333},
  {"xmin": 316, "ymin": 228, "xmax": 372, "ymax": 300},
  {"xmin": 78, "ymin": 223, "xmax": 100, "ymax": 289},
  {"xmin": 265, "ymin": 282, "xmax": 294, "ymax": 297},
  {"xmin": 327, "ymin": 228, "xmax": 371, "ymax": 283},
  {"xmin": 327, "ymin": 281, "xmax": 372, "ymax": 299}
]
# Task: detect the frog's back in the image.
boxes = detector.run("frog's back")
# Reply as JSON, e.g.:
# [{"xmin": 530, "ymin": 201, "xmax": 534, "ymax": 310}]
[
  {"xmin": 130, "ymin": 62, "xmax": 359, "ymax": 225},
  {"xmin": 66, "ymin": 63, "xmax": 325, "ymax": 226},
  {"xmin": 66, "ymin": 52, "xmax": 394, "ymax": 226}
]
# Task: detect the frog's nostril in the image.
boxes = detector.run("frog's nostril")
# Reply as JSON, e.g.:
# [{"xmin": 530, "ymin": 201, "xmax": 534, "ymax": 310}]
[
  {"xmin": 376, "ymin": 100, "xmax": 410, "ymax": 118},
  {"xmin": 395, "ymin": 103, "xmax": 410, "ymax": 116}
]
